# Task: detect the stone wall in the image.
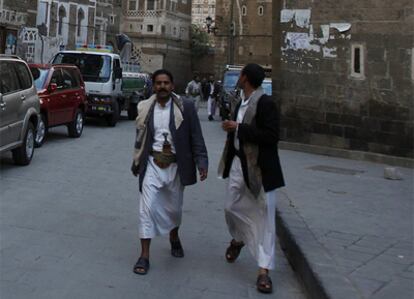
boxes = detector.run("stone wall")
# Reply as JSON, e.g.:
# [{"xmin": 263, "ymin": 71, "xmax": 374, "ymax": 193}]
[{"xmin": 273, "ymin": 0, "xmax": 414, "ymax": 158}]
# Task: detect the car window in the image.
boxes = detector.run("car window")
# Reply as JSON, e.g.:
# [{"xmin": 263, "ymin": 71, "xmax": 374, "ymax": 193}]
[
  {"xmin": 0, "ymin": 61, "xmax": 20, "ymax": 94},
  {"xmin": 62, "ymin": 69, "xmax": 76, "ymax": 89},
  {"xmin": 66, "ymin": 68, "xmax": 81, "ymax": 87},
  {"xmin": 50, "ymin": 69, "xmax": 64, "ymax": 89},
  {"xmin": 30, "ymin": 67, "xmax": 49, "ymax": 90},
  {"xmin": 14, "ymin": 62, "xmax": 32, "ymax": 90}
]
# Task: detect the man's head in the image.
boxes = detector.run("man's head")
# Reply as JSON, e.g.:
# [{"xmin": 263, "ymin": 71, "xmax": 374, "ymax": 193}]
[
  {"xmin": 152, "ymin": 69, "xmax": 174, "ymax": 101},
  {"xmin": 208, "ymin": 75, "xmax": 214, "ymax": 82},
  {"xmin": 238, "ymin": 63, "xmax": 265, "ymax": 90},
  {"xmin": 194, "ymin": 75, "xmax": 200, "ymax": 82}
]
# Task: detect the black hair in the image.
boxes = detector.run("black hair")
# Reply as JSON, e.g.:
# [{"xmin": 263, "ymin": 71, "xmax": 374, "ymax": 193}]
[
  {"xmin": 241, "ymin": 63, "xmax": 265, "ymax": 88},
  {"xmin": 152, "ymin": 69, "xmax": 174, "ymax": 83}
]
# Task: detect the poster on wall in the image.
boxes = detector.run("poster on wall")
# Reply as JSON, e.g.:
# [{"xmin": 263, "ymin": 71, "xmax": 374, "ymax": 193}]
[{"xmin": 5, "ymin": 30, "xmax": 17, "ymax": 55}]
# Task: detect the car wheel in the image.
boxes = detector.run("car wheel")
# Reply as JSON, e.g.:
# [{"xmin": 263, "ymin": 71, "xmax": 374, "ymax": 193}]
[
  {"xmin": 12, "ymin": 122, "xmax": 35, "ymax": 166},
  {"xmin": 68, "ymin": 109, "xmax": 84, "ymax": 138},
  {"xmin": 106, "ymin": 101, "xmax": 119, "ymax": 127},
  {"xmin": 34, "ymin": 114, "xmax": 47, "ymax": 147},
  {"xmin": 127, "ymin": 103, "xmax": 138, "ymax": 120}
]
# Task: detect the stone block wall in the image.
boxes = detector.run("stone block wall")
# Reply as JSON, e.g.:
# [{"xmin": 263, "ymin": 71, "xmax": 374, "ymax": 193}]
[{"xmin": 274, "ymin": 0, "xmax": 414, "ymax": 157}]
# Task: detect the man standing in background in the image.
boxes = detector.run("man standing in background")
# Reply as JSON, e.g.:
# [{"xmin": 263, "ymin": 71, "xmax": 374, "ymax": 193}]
[{"xmin": 185, "ymin": 75, "xmax": 202, "ymax": 112}]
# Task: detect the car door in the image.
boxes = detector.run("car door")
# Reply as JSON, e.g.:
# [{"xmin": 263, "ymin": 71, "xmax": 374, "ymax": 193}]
[
  {"xmin": 47, "ymin": 68, "xmax": 66, "ymax": 126},
  {"xmin": 0, "ymin": 61, "xmax": 23, "ymax": 147},
  {"xmin": 61, "ymin": 68, "xmax": 78, "ymax": 123}
]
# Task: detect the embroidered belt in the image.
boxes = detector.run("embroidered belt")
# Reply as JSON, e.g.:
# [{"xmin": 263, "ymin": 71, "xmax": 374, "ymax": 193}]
[{"xmin": 151, "ymin": 150, "xmax": 177, "ymax": 169}]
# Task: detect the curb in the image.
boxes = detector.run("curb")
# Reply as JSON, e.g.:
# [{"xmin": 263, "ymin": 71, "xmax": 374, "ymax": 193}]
[
  {"xmin": 276, "ymin": 193, "xmax": 364, "ymax": 299},
  {"xmin": 279, "ymin": 141, "xmax": 414, "ymax": 168}
]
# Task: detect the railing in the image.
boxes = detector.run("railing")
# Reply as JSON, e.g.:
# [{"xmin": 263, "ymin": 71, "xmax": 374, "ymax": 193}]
[
  {"xmin": 125, "ymin": 10, "xmax": 162, "ymax": 18},
  {"xmin": 0, "ymin": 9, "xmax": 26, "ymax": 25}
]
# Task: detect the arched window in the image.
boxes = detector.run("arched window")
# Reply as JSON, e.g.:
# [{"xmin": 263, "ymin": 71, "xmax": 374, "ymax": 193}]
[
  {"xmin": 77, "ymin": 8, "xmax": 85, "ymax": 37},
  {"xmin": 258, "ymin": 6, "xmax": 264, "ymax": 16},
  {"xmin": 241, "ymin": 5, "xmax": 247, "ymax": 16},
  {"xmin": 58, "ymin": 6, "xmax": 66, "ymax": 35}
]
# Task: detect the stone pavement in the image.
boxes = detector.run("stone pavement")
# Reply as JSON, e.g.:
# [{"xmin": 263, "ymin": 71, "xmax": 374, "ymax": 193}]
[
  {"xmin": 0, "ymin": 109, "xmax": 306, "ymax": 299},
  {"xmin": 277, "ymin": 145, "xmax": 413, "ymax": 298}
]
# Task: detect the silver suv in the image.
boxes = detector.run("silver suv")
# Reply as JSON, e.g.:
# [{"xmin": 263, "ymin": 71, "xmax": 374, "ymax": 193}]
[{"xmin": 0, "ymin": 55, "xmax": 40, "ymax": 165}]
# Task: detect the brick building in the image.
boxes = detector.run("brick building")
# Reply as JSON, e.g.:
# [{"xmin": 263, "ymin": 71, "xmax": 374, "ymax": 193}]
[
  {"xmin": 273, "ymin": 0, "xmax": 414, "ymax": 158},
  {"xmin": 191, "ymin": 0, "xmax": 215, "ymax": 30},
  {"xmin": 122, "ymin": 0, "xmax": 192, "ymax": 92},
  {"xmin": 213, "ymin": 0, "xmax": 272, "ymax": 78}
]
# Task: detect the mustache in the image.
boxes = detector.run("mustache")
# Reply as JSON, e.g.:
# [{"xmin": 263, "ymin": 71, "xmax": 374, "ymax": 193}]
[{"xmin": 157, "ymin": 89, "xmax": 169, "ymax": 93}]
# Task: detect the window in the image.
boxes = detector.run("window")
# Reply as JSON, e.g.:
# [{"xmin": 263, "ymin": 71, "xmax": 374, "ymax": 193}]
[
  {"xmin": 109, "ymin": 15, "xmax": 115, "ymax": 24},
  {"xmin": 258, "ymin": 5, "xmax": 264, "ymax": 16},
  {"xmin": 241, "ymin": 5, "xmax": 247, "ymax": 16},
  {"xmin": 351, "ymin": 44, "xmax": 365, "ymax": 79},
  {"xmin": 67, "ymin": 69, "xmax": 81, "ymax": 87},
  {"xmin": 50, "ymin": 69, "xmax": 64, "ymax": 89},
  {"xmin": 147, "ymin": 0, "xmax": 155, "ymax": 10},
  {"xmin": 161, "ymin": 25, "xmax": 166, "ymax": 34},
  {"xmin": 77, "ymin": 8, "xmax": 85, "ymax": 37},
  {"xmin": 0, "ymin": 62, "xmax": 20, "ymax": 94},
  {"xmin": 15, "ymin": 62, "xmax": 33, "ymax": 90},
  {"xmin": 62, "ymin": 69, "xmax": 75, "ymax": 89},
  {"xmin": 128, "ymin": 0, "xmax": 137, "ymax": 10},
  {"xmin": 147, "ymin": 25, "xmax": 154, "ymax": 32},
  {"xmin": 58, "ymin": 6, "xmax": 66, "ymax": 35}
]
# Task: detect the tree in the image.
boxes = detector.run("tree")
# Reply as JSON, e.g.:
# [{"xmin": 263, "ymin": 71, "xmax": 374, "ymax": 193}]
[{"xmin": 190, "ymin": 24, "xmax": 211, "ymax": 58}]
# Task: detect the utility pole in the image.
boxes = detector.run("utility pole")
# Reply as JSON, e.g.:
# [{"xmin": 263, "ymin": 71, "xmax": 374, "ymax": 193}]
[{"xmin": 228, "ymin": 0, "xmax": 235, "ymax": 64}]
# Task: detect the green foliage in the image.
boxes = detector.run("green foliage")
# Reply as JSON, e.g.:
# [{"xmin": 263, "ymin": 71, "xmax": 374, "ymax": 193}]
[{"xmin": 190, "ymin": 24, "xmax": 211, "ymax": 58}]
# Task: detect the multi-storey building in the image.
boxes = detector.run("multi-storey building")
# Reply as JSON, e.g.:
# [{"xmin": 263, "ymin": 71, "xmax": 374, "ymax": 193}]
[
  {"xmin": 273, "ymin": 0, "xmax": 414, "ymax": 158},
  {"xmin": 0, "ymin": 0, "xmax": 37, "ymax": 54},
  {"xmin": 213, "ymin": 0, "xmax": 272, "ymax": 77},
  {"xmin": 191, "ymin": 0, "xmax": 215, "ymax": 30},
  {"xmin": 122, "ymin": 0, "xmax": 192, "ymax": 91}
]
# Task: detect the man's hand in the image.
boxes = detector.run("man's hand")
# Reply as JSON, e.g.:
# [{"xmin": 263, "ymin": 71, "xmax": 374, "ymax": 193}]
[
  {"xmin": 131, "ymin": 161, "xmax": 139, "ymax": 177},
  {"xmin": 199, "ymin": 168, "xmax": 208, "ymax": 181},
  {"xmin": 222, "ymin": 120, "xmax": 238, "ymax": 132}
]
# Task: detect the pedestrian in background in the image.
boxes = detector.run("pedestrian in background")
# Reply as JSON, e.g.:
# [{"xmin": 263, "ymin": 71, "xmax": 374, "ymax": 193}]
[
  {"xmin": 218, "ymin": 63, "xmax": 285, "ymax": 293},
  {"xmin": 185, "ymin": 75, "xmax": 202, "ymax": 112},
  {"xmin": 206, "ymin": 75, "xmax": 220, "ymax": 121},
  {"xmin": 131, "ymin": 69, "xmax": 208, "ymax": 275}
]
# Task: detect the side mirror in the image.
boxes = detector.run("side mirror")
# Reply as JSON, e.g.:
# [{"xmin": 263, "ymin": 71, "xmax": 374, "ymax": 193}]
[{"xmin": 48, "ymin": 83, "xmax": 57, "ymax": 93}]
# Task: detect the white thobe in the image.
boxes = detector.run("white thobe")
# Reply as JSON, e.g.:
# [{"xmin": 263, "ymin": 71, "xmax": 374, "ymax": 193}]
[
  {"xmin": 138, "ymin": 99, "xmax": 184, "ymax": 239},
  {"xmin": 186, "ymin": 80, "xmax": 201, "ymax": 112},
  {"xmin": 207, "ymin": 82, "xmax": 216, "ymax": 116},
  {"xmin": 225, "ymin": 90, "xmax": 277, "ymax": 269}
]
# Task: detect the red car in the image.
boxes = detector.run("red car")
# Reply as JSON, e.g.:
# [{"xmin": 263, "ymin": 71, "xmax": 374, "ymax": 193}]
[{"xmin": 29, "ymin": 64, "xmax": 87, "ymax": 146}]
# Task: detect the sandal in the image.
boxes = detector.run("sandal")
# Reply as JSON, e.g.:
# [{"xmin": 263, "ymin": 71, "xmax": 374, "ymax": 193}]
[
  {"xmin": 170, "ymin": 239, "xmax": 185, "ymax": 258},
  {"xmin": 133, "ymin": 257, "xmax": 150, "ymax": 275},
  {"xmin": 256, "ymin": 273, "xmax": 273, "ymax": 294},
  {"xmin": 225, "ymin": 239, "xmax": 244, "ymax": 263}
]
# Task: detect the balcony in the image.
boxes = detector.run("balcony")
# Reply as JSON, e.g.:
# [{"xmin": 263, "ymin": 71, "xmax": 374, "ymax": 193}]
[
  {"xmin": 0, "ymin": 8, "xmax": 26, "ymax": 26},
  {"xmin": 125, "ymin": 10, "xmax": 162, "ymax": 18}
]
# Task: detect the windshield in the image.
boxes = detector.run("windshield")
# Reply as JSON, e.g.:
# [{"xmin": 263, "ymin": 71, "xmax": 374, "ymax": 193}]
[
  {"xmin": 30, "ymin": 67, "xmax": 49, "ymax": 90},
  {"xmin": 53, "ymin": 53, "xmax": 112, "ymax": 83},
  {"xmin": 223, "ymin": 71, "xmax": 240, "ymax": 92},
  {"xmin": 262, "ymin": 81, "xmax": 272, "ymax": 96}
]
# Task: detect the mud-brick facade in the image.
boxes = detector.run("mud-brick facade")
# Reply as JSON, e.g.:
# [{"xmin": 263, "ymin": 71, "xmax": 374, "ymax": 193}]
[
  {"xmin": 122, "ymin": 0, "xmax": 192, "ymax": 92},
  {"xmin": 213, "ymin": 0, "xmax": 272, "ymax": 78},
  {"xmin": 273, "ymin": 0, "xmax": 414, "ymax": 158}
]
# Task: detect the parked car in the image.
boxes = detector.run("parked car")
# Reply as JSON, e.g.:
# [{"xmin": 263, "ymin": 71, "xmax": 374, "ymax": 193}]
[
  {"xmin": 29, "ymin": 64, "xmax": 87, "ymax": 147},
  {"xmin": 0, "ymin": 55, "xmax": 40, "ymax": 165}
]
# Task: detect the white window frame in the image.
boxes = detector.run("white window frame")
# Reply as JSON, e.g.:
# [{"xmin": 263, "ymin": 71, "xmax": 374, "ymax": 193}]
[
  {"xmin": 241, "ymin": 5, "xmax": 247, "ymax": 16},
  {"xmin": 128, "ymin": 0, "xmax": 138, "ymax": 11},
  {"xmin": 351, "ymin": 43, "xmax": 365, "ymax": 79},
  {"xmin": 258, "ymin": 5, "xmax": 264, "ymax": 16}
]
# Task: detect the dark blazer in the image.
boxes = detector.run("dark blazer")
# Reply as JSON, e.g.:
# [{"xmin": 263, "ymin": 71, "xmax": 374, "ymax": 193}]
[
  {"xmin": 202, "ymin": 81, "xmax": 220, "ymax": 100},
  {"xmin": 137, "ymin": 98, "xmax": 208, "ymax": 191},
  {"xmin": 222, "ymin": 94, "xmax": 285, "ymax": 192}
]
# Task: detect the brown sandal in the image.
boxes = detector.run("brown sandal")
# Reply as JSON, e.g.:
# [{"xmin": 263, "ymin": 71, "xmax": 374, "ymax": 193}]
[
  {"xmin": 257, "ymin": 273, "xmax": 273, "ymax": 293},
  {"xmin": 225, "ymin": 239, "xmax": 244, "ymax": 263}
]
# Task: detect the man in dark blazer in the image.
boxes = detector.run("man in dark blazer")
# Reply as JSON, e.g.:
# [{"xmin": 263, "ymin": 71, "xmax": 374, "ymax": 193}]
[
  {"xmin": 219, "ymin": 63, "xmax": 284, "ymax": 294},
  {"xmin": 131, "ymin": 69, "xmax": 208, "ymax": 275}
]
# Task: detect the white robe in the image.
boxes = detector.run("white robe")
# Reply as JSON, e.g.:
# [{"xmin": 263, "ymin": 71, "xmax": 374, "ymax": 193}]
[
  {"xmin": 225, "ymin": 157, "xmax": 277, "ymax": 270},
  {"xmin": 137, "ymin": 99, "xmax": 184, "ymax": 239}
]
